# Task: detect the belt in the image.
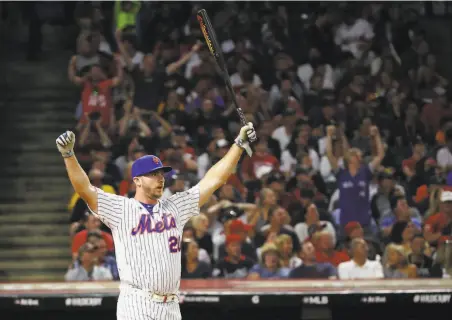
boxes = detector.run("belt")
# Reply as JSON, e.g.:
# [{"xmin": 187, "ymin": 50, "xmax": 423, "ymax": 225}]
[
  {"xmin": 151, "ymin": 293, "xmax": 178, "ymax": 303},
  {"xmin": 121, "ymin": 284, "xmax": 178, "ymax": 303}
]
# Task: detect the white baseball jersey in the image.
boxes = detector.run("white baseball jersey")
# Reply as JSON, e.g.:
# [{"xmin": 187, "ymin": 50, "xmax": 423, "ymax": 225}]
[{"xmin": 89, "ymin": 184, "xmax": 200, "ymax": 294}]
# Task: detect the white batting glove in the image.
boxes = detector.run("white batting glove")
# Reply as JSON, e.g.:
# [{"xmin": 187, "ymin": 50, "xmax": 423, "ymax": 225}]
[
  {"xmin": 56, "ymin": 131, "xmax": 76, "ymax": 158},
  {"xmin": 238, "ymin": 122, "xmax": 257, "ymax": 142},
  {"xmin": 234, "ymin": 122, "xmax": 257, "ymax": 152}
]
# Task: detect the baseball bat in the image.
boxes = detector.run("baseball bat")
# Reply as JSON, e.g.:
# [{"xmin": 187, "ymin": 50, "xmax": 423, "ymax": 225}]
[{"xmin": 196, "ymin": 9, "xmax": 254, "ymax": 157}]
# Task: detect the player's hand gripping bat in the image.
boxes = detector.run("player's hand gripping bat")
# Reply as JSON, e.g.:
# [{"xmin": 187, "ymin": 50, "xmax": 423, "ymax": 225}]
[{"xmin": 197, "ymin": 9, "xmax": 255, "ymax": 157}]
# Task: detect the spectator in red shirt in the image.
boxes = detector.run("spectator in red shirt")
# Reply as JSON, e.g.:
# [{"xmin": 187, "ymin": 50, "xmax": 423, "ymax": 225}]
[
  {"xmin": 313, "ymin": 230, "xmax": 350, "ymax": 267},
  {"xmin": 402, "ymin": 138, "xmax": 426, "ymax": 180},
  {"xmin": 423, "ymin": 190, "xmax": 452, "ymax": 246},
  {"xmin": 72, "ymin": 214, "xmax": 114, "ymax": 259},
  {"xmin": 241, "ymin": 140, "xmax": 280, "ymax": 181},
  {"xmin": 68, "ymin": 54, "xmax": 123, "ymax": 129}
]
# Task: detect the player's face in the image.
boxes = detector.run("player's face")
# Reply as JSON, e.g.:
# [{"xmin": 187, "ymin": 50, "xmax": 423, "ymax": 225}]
[{"xmin": 135, "ymin": 170, "xmax": 165, "ymax": 200}]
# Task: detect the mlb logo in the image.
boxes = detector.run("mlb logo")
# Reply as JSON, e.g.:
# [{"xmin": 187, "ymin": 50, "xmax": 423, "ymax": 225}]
[{"xmin": 153, "ymin": 157, "xmax": 160, "ymax": 164}]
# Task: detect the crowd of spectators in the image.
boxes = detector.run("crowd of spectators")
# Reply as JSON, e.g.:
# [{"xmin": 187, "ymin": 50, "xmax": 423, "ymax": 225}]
[{"xmin": 64, "ymin": 2, "xmax": 452, "ymax": 282}]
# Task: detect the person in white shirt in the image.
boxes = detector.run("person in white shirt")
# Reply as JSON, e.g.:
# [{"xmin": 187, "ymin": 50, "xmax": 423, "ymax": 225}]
[
  {"xmin": 271, "ymin": 108, "xmax": 299, "ymax": 151},
  {"xmin": 230, "ymin": 57, "xmax": 262, "ymax": 88},
  {"xmin": 334, "ymin": 10, "xmax": 374, "ymax": 59},
  {"xmin": 295, "ymin": 203, "xmax": 336, "ymax": 245},
  {"xmin": 280, "ymin": 128, "xmax": 320, "ymax": 174},
  {"xmin": 436, "ymin": 129, "xmax": 452, "ymax": 170},
  {"xmin": 338, "ymin": 238, "xmax": 384, "ymax": 279}
]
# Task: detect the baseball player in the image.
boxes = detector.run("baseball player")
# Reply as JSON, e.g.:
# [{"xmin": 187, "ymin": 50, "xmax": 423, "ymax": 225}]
[{"xmin": 56, "ymin": 122, "xmax": 256, "ymax": 320}]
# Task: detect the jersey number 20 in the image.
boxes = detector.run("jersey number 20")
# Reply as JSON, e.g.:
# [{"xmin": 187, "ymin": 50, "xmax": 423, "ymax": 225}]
[{"xmin": 168, "ymin": 236, "xmax": 181, "ymax": 253}]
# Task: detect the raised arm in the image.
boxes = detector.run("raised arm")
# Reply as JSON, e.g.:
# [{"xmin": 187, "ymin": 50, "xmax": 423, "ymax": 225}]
[
  {"xmin": 56, "ymin": 131, "xmax": 97, "ymax": 211},
  {"xmin": 198, "ymin": 123, "xmax": 256, "ymax": 207},
  {"xmin": 166, "ymin": 41, "xmax": 202, "ymax": 75},
  {"xmin": 369, "ymin": 126, "xmax": 385, "ymax": 170},
  {"xmin": 68, "ymin": 56, "xmax": 85, "ymax": 86},
  {"xmin": 325, "ymin": 125, "xmax": 339, "ymax": 172}
]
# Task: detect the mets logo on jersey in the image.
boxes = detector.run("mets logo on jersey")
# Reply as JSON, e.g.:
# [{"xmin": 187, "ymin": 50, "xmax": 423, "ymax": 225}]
[
  {"xmin": 152, "ymin": 156, "xmax": 160, "ymax": 164},
  {"xmin": 131, "ymin": 213, "xmax": 177, "ymax": 236}
]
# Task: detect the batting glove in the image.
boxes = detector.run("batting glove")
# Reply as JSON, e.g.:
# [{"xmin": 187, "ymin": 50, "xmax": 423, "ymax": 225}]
[
  {"xmin": 234, "ymin": 122, "xmax": 257, "ymax": 151},
  {"xmin": 56, "ymin": 131, "xmax": 76, "ymax": 158},
  {"xmin": 238, "ymin": 122, "xmax": 257, "ymax": 142}
]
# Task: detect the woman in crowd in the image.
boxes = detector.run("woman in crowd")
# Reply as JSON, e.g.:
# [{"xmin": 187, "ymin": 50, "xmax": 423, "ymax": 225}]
[
  {"xmin": 389, "ymin": 221, "xmax": 418, "ymax": 255},
  {"xmin": 247, "ymin": 188, "xmax": 278, "ymax": 231},
  {"xmin": 181, "ymin": 240, "xmax": 212, "ymax": 279},
  {"xmin": 383, "ymin": 243, "xmax": 417, "ymax": 278},
  {"xmin": 248, "ymin": 243, "xmax": 291, "ymax": 279},
  {"xmin": 192, "ymin": 213, "xmax": 213, "ymax": 257},
  {"xmin": 294, "ymin": 203, "xmax": 336, "ymax": 245},
  {"xmin": 275, "ymin": 234, "xmax": 302, "ymax": 268}
]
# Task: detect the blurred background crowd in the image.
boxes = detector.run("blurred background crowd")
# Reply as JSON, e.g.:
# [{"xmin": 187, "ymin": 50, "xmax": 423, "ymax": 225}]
[{"xmin": 11, "ymin": 1, "xmax": 452, "ymax": 282}]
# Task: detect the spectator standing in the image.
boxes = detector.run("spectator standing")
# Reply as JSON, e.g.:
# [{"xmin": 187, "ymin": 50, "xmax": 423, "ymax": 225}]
[
  {"xmin": 69, "ymin": 55, "xmax": 123, "ymax": 129},
  {"xmin": 325, "ymin": 124, "xmax": 385, "ymax": 233},
  {"xmin": 65, "ymin": 243, "xmax": 113, "ymax": 281},
  {"xmin": 338, "ymin": 238, "xmax": 384, "ymax": 279},
  {"xmin": 241, "ymin": 140, "xmax": 280, "ymax": 182},
  {"xmin": 129, "ymin": 42, "xmax": 201, "ymax": 113},
  {"xmin": 114, "ymin": 1, "xmax": 141, "ymax": 31}
]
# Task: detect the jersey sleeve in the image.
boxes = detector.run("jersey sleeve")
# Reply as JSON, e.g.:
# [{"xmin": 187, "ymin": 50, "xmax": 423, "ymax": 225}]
[
  {"xmin": 168, "ymin": 184, "xmax": 200, "ymax": 227},
  {"xmin": 88, "ymin": 187, "xmax": 125, "ymax": 230}
]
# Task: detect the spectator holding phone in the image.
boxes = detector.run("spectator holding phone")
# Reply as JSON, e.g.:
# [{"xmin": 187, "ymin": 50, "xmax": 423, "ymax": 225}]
[{"xmin": 68, "ymin": 54, "xmax": 123, "ymax": 130}]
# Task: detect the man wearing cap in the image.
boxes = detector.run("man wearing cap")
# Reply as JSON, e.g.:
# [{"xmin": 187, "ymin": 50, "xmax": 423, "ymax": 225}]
[
  {"xmin": 56, "ymin": 122, "xmax": 256, "ymax": 320},
  {"xmin": 212, "ymin": 234, "xmax": 254, "ymax": 278},
  {"xmin": 217, "ymin": 219, "xmax": 257, "ymax": 263},
  {"xmin": 424, "ymin": 190, "xmax": 452, "ymax": 246}
]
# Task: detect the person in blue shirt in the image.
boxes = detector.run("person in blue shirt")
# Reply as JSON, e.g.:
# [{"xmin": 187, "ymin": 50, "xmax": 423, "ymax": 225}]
[
  {"xmin": 380, "ymin": 195, "xmax": 422, "ymax": 240},
  {"xmin": 248, "ymin": 243, "xmax": 291, "ymax": 279}
]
